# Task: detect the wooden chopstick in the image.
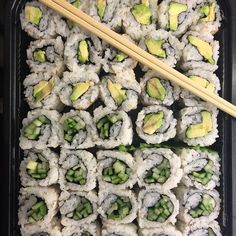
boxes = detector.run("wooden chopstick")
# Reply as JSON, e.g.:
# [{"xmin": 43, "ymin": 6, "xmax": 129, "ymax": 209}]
[{"xmin": 39, "ymin": 0, "xmax": 236, "ymax": 118}]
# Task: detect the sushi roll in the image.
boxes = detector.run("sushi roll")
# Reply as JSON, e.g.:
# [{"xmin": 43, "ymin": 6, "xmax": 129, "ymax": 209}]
[
  {"xmin": 122, "ymin": 0, "xmax": 158, "ymax": 41},
  {"xmin": 64, "ymin": 32, "xmax": 103, "ymax": 73},
  {"xmin": 23, "ymin": 72, "xmax": 63, "ymax": 111},
  {"xmin": 60, "ymin": 110, "xmax": 96, "ymax": 149},
  {"xmin": 136, "ymin": 105, "xmax": 177, "ymax": 144},
  {"xmin": 99, "ymin": 70, "xmax": 141, "ymax": 112},
  {"xmin": 97, "ymin": 150, "xmax": 137, "ymax": 190},
  {"xmin": 138, "ymin": 189, "xmax": 179, "ymax": 228},
  {"xmin": 140, "ymin": 70, "xmax": 180, "ymax": 106},
  {"xmin": 177, "ymin": 147, "xmax": 220, "ymax": 190},
  {"xmin": 18, "ymin": 186, "xmax": 59, "ymax": 228},
  {"xmin": 180, "ymin": 31, "xmax": 219, "ymax": 72},
  {"xmin": 175, "ymin": 186, "xmax": 220, "ymax": 224},
  {"xmin": 98, "ymin": 189, "xmax": 138, "ymax": 224},
  {"xmin": 20, "ymin": 1, "xmax": 56, "ymax": 39},
  {"xmin": 177, "ymin": 106, "xmax": 219, "ymax": 146},
  {"xmin": 59, "ymin": 190, "xmax": 98, "ymax": 227},
  {"xmin": 58, "ymin": 71, "xmax": 99, "ymax": 110},
  {"xmin": 20, "ymin": 149, "xmax": 59, "ymax": 187},
  {"xmin": 102, "ymin": 223, "xmax": 138, "ymax": 236},
  {"xmin": 135, "ymin": 148, "xmax": 182, "ymax": 191},
  {"xmin": 19, "ymin": 109, "xmax": 62, "ymax": 150},
  {"xmin": 93, "ymin": 106, "xmax": 133, "ymax": 149},
  {"xmin": 58, "ymin": 149, "xmax": 97, "ymax": 192},
  {"xmin": 139, "ymin": 29, "xmax": 184, "ymax": 70},
  {"xmin": 26, "ymin": 36, "xmax": 65, "ymax": 76}
]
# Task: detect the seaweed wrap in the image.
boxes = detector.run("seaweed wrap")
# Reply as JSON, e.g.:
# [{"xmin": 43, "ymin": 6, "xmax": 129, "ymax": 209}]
[
  {"xmin": 59, "ymin": 190, "xmax": 98, "ymax": 227},
  {"xmin": 177, "ymin": 106, "xmax": 219, "ymax": 146},
  {"xmin": 98, "ymin": 189, "xmax": 138, "ymax": 225},
  {"xmin": 19, "ymin": 109, "xmax": 62, "ymax": 150},
  {"xmin": 136, "ymin": 105, "xmax": 177, "ymax": 144},
  {"xmin": 20, "ymin": 149, "xmax": 59, "ymax": 187},
  {"xmin": 93, "ymin": 106, "xmax": 133, "ymax": 149},
  {"xmin": 102, "ymin": 223, "xmax": 138, "ymax": 236},
  {"xmin": 26, "ymin": 36, "xmax": 65, "ymax": 76},
  {"xmin": 135, "ymin": 148, "xmax": 182, "ymax": 191},
  {"xmin": 138, "ymin": 189, "xmax": 179, "ymax": 228},
  {"xmin": 59, "ymin": 149, "xmax": 97, "ymax": 192}
]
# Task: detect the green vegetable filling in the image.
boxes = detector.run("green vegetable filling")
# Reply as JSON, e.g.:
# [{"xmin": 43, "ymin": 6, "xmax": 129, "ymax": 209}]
[
  {"xmin": 67, "ymin": 0, "xmax": 81, "ymax": 29},
  {"xmin": 96, "ymin": 0, "xmax": 107, "ymax": 20},
  {"xmin": 28, "ymin": 200, "xmax": 48, "ymax": 223},
  {"xmin": 82, "ymin": 232, "xmax": 92, "ymax": 236},
  {"xmin": 146, "ymin": 77, "xmax": 166, "ymax": 101},
  {"xmin": 26, "ymin": 160, "xmax": 49, "ymax": 179},
  {"xmin": 77, "ymin": 40, "xmax": 89, "ymax": 64},
  {"xmin": 25, "ymin": 6, "xmax": 43, "ymax": 26},
  {"xmin": 65, "ymin": 164, "xmax": 87, "ymax": 185},
  {"xmin": 131, "ymin": 1, "xmax": 152, "ymax": 25},
  {"xmin": 208, "ymin": 228, "xmax": 216, "ymax": 236},
  {"xmin": 33, "ymin": 50, "xmax": 46, "ymax": 63},
  {"xmin": 113, "ymin": 51, "xmax": 128, "ymax": 62},
  {"xmin": 198, "ymin": 2, "xmax": 216, "ymax": 23}
]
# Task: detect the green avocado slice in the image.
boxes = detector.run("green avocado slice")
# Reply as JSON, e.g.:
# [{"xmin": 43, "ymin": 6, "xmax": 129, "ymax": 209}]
[
  {"xmin": 70, "ymin": 81, "xmax": 95, "ymax": 101},
  {"xmin": 146, "ymin": 77, "xmax": 166, "ymax": 101},
  {"xmin": 25, "ymin": 6, "xmax": 43, "ymax": 25},
  {"xmin": 189, "ymin": 75, "xmax": 215, "ymax": 93},
  {"xmin": 113, "ymin": 52, "xmax": 128, "ymax": 62},
  {"xmin": 33, "ymin": 50, "xmax": 46, "ymax": 63},
  {"xmin": 143, "ymin": 111, "xmax": 164, "ymax": 135},
  {"xmin": 145, "ymin": 39, "xmax": 166, "ymax": 58},
  {"xmin": 96, "ymin": 0, "xmax": 107, "ymax": 19},
  {"xmin": 77, "ymin": 40, "xmax": 89, "ymax": 64},
  {"xmin": 131, "ymin": 3, "xmax": 151, "ymax": 25},
  {"xmin": 198, "ymin": 2, "xmax": 216, "ymax": 23}
]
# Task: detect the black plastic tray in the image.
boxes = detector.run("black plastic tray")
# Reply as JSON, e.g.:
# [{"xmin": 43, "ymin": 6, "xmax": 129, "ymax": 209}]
[{"xmin": 2, "ymin": 0, "xmax": 236, "ymax": 235}]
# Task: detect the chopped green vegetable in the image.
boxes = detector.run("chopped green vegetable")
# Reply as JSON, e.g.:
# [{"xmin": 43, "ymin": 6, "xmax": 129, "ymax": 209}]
[
  {"xmin": 65, "ymin": 164, "xmax": 87, "ymax": 185},
  {"xmin": 28, "ymin": 200, "xmax": 48, "ymax": 223},
  {"xmin": 26, "ymin": 160, "xmax": 49, "ymax": 179}
]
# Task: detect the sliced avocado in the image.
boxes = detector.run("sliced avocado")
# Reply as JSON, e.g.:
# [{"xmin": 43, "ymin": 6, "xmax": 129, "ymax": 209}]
[
  {"xmin": 199, "ymin": 2, "xmax": 215, "ymax": 23},
  {"xmin": 70, "ymin": 81, "xmax": 94, "ymax": 101},
  {"xmin": 189, "ymin": 75, "xmax": 215, "ymax": 93},
  {"xmin": 168, "ymin": 2, "xmax": 188, "ymax": 31},
  {"xmin": 188, "ymin": 35, "xmax": 215, "ymax": 65},
  {"xmin": 131, "ymin": 4, "xmax": 151, "ymax": 25},
  {"xmin": 33, "ymin": 50, "xmax": 46, "ymax": 63},
  {"xmin": 71, "ymin": 0, "xmax": 80, "ymax": 8},
  {"xmin": 186, "ymin": 111, "xmax": 213, "ymax": 139},
  {"xmin": 26, "ymin": 161, "xmax": 38, "ymax": 171},
  {"xmin": 77, "ymin": 40, "xmax": 89, "ymax": 64},
  {"xmin": 208, "ymin": 228, "xmax": 216, "ymax": 236},
  {"xmin": 146, "ymin": 77, "xmax": 166, "ymax": 101},
  {"xmin": 114, "ymin": 52, "xmax": 128, "ymax": 62},
  {"xmin": 25, "ymin": 6, "xmax": 43, "ymax": 25},
  {"xmin": 145, "ymin": 39, "xmax": 166, "ymax": 58},
  {"xmin": 96, "ymin": 0, "xmax": 107, "ymax": 19},
  {"xmin": 107, "ymin": 79, "xmax": 127, "ymax": 106},
  {"xmin": 142, "ymin": 0, "xmax": 150, "ymax": 6},
  {"xmin": 143, "ymin": 111, "xmax": 164, "ymax": 135}
]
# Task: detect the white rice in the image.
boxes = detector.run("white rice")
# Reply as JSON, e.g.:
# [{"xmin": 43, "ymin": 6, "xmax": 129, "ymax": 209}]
[{"xmin": 102, "ymin": 223, "xmax": 138, "ymax": 236}]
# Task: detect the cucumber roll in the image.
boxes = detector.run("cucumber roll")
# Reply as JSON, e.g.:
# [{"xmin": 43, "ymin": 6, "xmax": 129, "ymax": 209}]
[
  {"xmin": 20, "ymin": 149, "xmax": 59, "ymax": 187},
  {"xmin": 139, "ymin": 225, "xmax": 182, "ymax": 236},
  {"xmin": 136, "ymin": 105, "xmax": 177, "ymax": 144},
  {"xmin": 177, "ymin": 106, "xmax": 218, "ymax": 146},
  {"xmin": 19, "ymin": 109, "xmax": 62, "ymax": 150},
  {"xmin": 23, "ymin": 72, "xmax": 63, "ymax": 111},
  {"xmin": 93, "ymin": 106, "xmax": 133, "ymax": 149},
  {"xmin": 140, "ymin": 70, "xmax": 180, "ymax": 106},
  {"xmin": 99, "ymin": 70, "xmax": 141, "ymax": 112},
  {"xmin": 139, "ymin": 29, "xmax": 184, "ymax": 70},
  {"xmin": 59, "ymin": 149, "xmax": 97, "ymax": 192},
  {"xmin": 27, "ymin": 36, "xmax": 65, "ymax": 76},
  {"xmin": 102, "ymin": 224, "xmax": 138, "ymax": 236},
  {"xmin": 180, "ymin": 31, "xmax": 219, "ymax": 72},
  {"xmin": 138, "ymin": 189, "xmax": 179, "ymax": 228},
  {"xmin": 97, "ymin": 150, "xmax": 137, "ymax": 190},
  {"xmin": 178, "ymin": 148, "xmax": 220, "ymax": 190},
  {"xmin": 175, "ymin": 187, "xmax": 220, "ymax": 224},
  {"xmin": 58, "ymin": 71, "xmax": 99, "ymax": 110},
  {"xmin": 60, "ymin": 110, "xmax": 96, "ymax": 149},
  {"xmin": 59, "ymin": 190, "xmax": 98, "ymax": 227},
  {"xmin": 135, "ymin": 148, "xmax": 182, "ymax": 191},
  {"xmin": 20, "ymin": 1, "xmax": 56, "ymax": 39},
  {"xmin": 98, "ymin": 189, "xmax": 138, "ymax": 224},
  {"xmin": 18, "ymin": 187, "xmax": 59, "ymax": 228}
]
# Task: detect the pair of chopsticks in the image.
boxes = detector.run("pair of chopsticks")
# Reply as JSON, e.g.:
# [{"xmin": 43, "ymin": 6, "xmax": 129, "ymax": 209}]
[{"xmin": 40, "ymin": 0, "xmax": 236, "ymax": 118}]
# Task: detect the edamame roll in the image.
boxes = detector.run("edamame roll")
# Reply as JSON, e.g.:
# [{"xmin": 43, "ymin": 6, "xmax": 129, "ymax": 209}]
[
  {"xmin": 136, "ymin": 105, "xmax": 177, "ymax": 144},
  {"xmin": 19, "ymin": 109, "xmax": 62, "ymax": 150},
  {"xmin": 135, "ymin": 148, "xmax": 182, "ymax": 191},
  {"xmin": 59, "ymin": 191, "xmax": 98, "ymax": 227},
  {"xmin": 59, "ymin": 149, "xmax": 97, "ymax": 192},
  {"xmin": 102, "ymin": 224, "xmax": 138, "ymax": 236},
  {"xmin": 98, "ymin": 189, "xmax": 138, "ymax": 224},
  {"xmin": 20, "ymin": 149, "xmax": 59, "ymax": 187},
  {"xmin": 138, "ymin": 189, "xmax": 179, "ymax": 228}
]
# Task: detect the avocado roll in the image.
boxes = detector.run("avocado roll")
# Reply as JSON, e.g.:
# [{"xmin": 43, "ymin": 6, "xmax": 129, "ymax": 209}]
[
  {"xmin": 139, "ymin": 29, "xmax": 184, "ymax": 70},
  {"xmin": 177, "ymin": 106, "xmax": 218, "ymax": 146},
  {"xmin": 18, "ymin": 186, "xmax": 59, "ymax": 228},
  {"xmin": 102, "ymin": 224, "xmax": 138, "ymax": 236},
  {"xmin": 135, "ymin": 148, "xmax": 182, "ymax": 191},
  {"xmin": 140, "ymin": 70, "xmax": 180, "ymax": 106},
  {"xmin": 20, "ymin": 149, "xmax": 59, "ymax": 187},
  {"xmin": 93, "ymin": 106, "xmax": 133, "ymax": 149},
  {"xmin": 136, "ymin": 105, "xmax": 177, "ymax": 144},
  {"xmin": 19, "ymin": 109, "xmax": 62, "ymax": 150},
  {"xmin": 99, "ymin": 70, "xmax": 141, "ymax": 112},
  {"xmin": 20, "ymin": 1, "xmax": 56, "ymax": 39},
  {"xmin": 98, "ymin": 189, "xmax": 138, "ymax": 224},
  {"xmin": 138, "ymin": 189, "xmax": 179, "ymax": 228},
  {"xmin": 27, "ymin": 36, "xmax": 65, "ymax": 76},
  {"xmin": 180, "ymin": 31, "xmax": 219, "ymax": 72},
  {"xmin": 97, "ymin": 150, "xmax": 137, "ymax": 190},
  {"xmin": 139, "ymin": 225, "xmax": 182, "ymax": 236},
  {"xmin": 58, "ymin": 71, "xmax": 99, "ymax": 110},
  {"xmin": 60, "ymin": 110, "xmax": 96, "ymax": 149},
  {"xmin": 59, "ymin": 149, "xmax": 97, "ymax": 192},
  {"xmin": 59, "ymin": 190, "xmax": 98, "ymax": 227}
]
